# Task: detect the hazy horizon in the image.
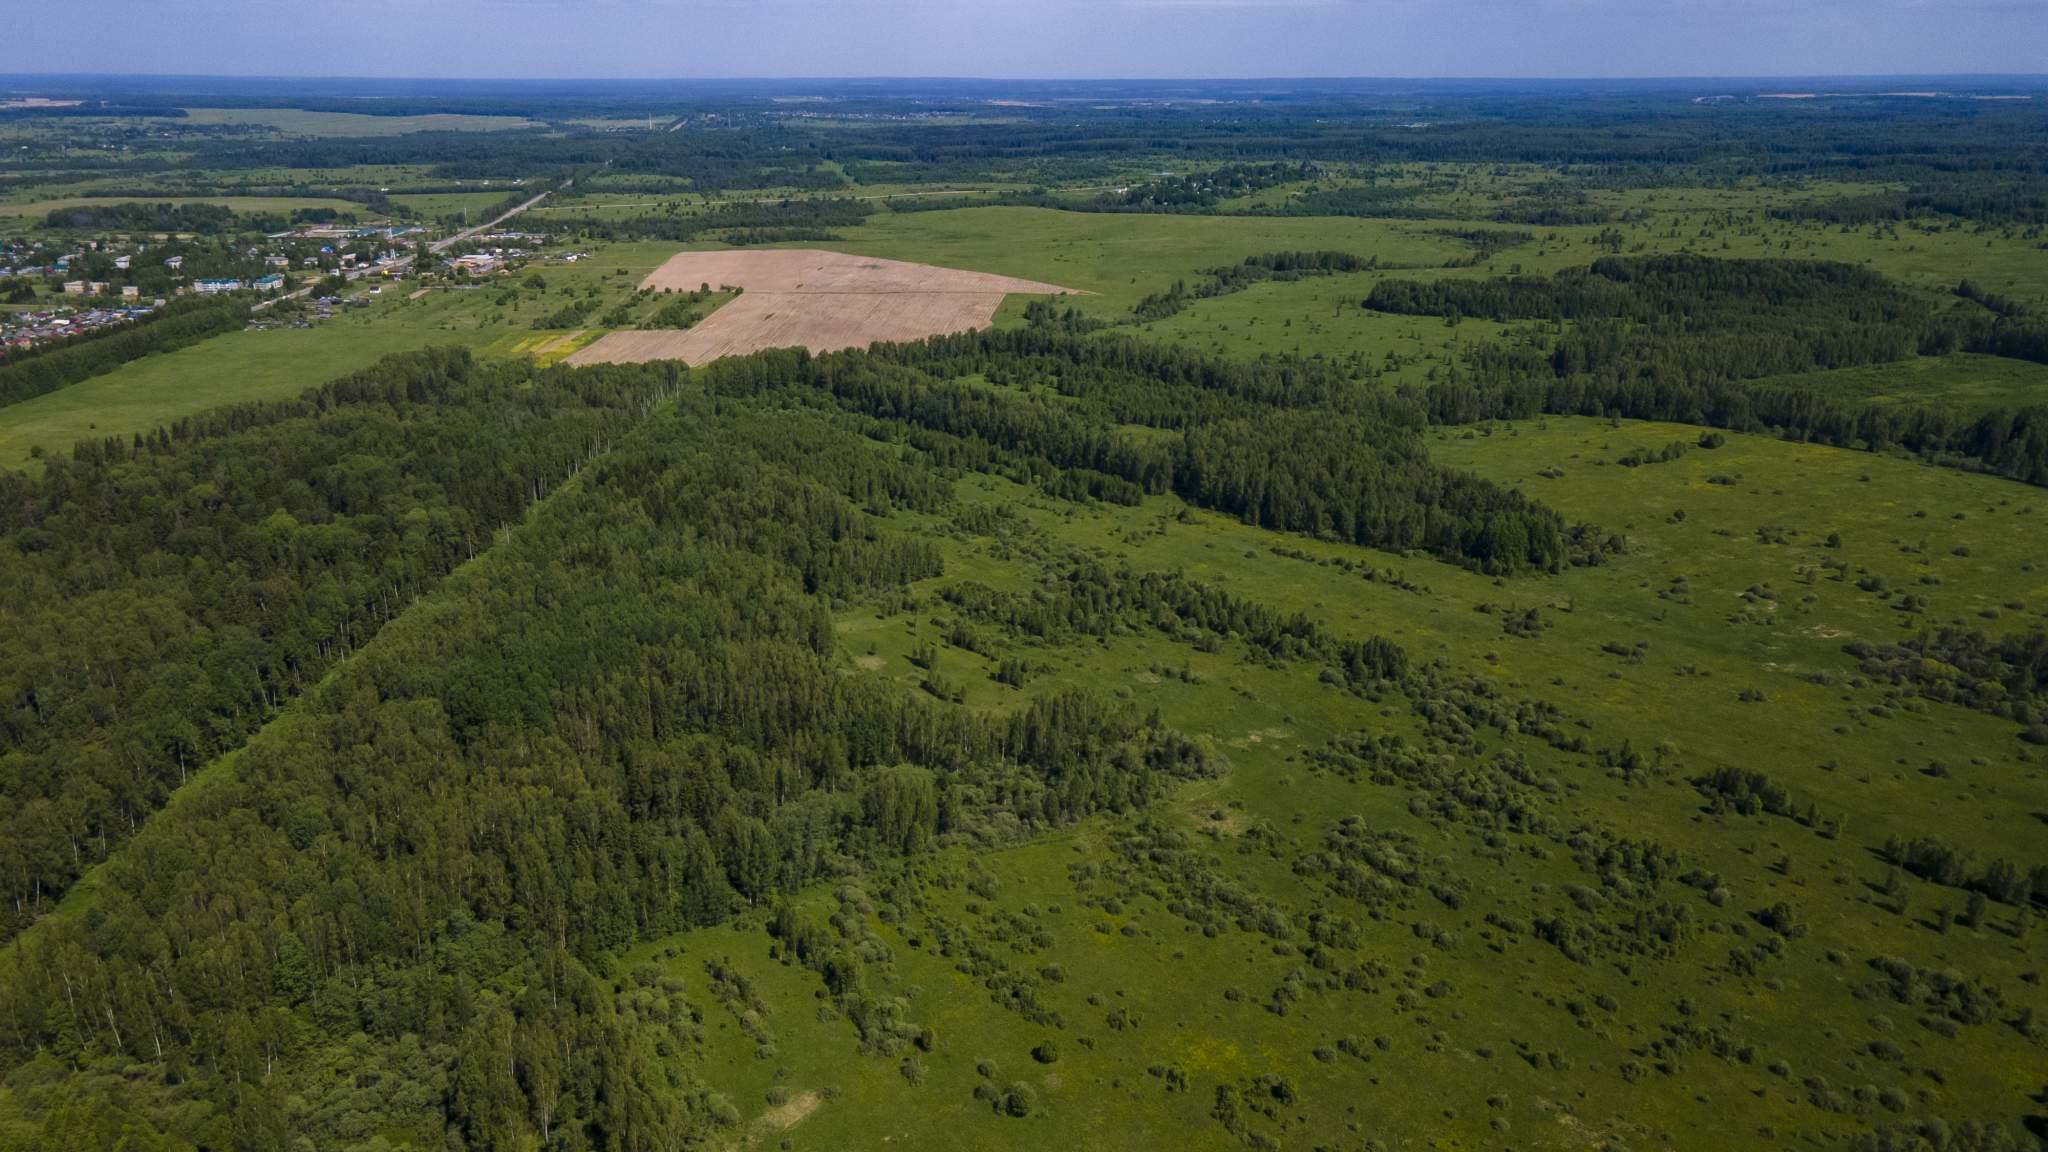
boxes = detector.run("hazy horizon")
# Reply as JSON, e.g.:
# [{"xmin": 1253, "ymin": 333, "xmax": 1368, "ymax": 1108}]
[
  {"xmin": 12, "ymin": 0, "xmax": 2048, "ymax": 82},
  {"xmin": 8, "ymin": 70, "xmax": 2048, "ymax": 83}
]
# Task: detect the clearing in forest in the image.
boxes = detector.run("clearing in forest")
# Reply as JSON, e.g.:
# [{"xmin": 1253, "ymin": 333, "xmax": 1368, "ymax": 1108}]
[{"xmin": 565, "ymin": 249, "xmax": 1075, "ymax": 366}]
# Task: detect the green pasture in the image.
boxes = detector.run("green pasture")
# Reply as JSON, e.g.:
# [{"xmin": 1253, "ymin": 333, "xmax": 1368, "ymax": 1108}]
[
  {"xmin": 389, "ymin": 191, "xmax": 522, "ymax": 220},
  {"xmin": 829, "ymin": 207, "xmax": 1476, "ymax": 312}
]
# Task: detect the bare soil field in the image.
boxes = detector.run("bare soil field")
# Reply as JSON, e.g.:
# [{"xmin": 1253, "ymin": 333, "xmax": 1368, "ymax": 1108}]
[{"xmin": 566, "ymin": 249, "xmax": 1074, "ymax": 366}]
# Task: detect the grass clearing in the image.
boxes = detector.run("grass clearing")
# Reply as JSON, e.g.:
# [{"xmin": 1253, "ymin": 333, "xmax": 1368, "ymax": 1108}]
[
  {"xmin": 175, "ymin": 108, "xmax": 544, "ymax": 136},
  {"xmin": 0, "ymin": 321, "xmax": 502, "ymax": 467}
]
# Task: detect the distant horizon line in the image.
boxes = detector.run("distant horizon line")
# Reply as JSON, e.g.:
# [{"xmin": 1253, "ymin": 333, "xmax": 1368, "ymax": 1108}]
[{"xmin": 6, "ymin": 70, "xmax": 2048, "ymax": 86}]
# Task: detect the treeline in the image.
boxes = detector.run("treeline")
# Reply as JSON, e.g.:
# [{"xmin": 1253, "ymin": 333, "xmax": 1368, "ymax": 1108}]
[
  {"xmin": 1258, "ymin": 185, "xmax": 1610, "ymax": 227},
  {"xmin": 1176, "ymin": 410, "xmax": 1573, "ymax": 574},
  {"xmin": 882, "ymin": 177, "xmax": 1598, "ymax": 229},
  {"xmin": 1772, "ymin": 178, "xmax": 2048, "ymax": 227},
  {"xmin": 0, "ymin": 348, "xmax": 682, "ymax": 944},
  {"xmin": 1134, "ymin": 250, "xmax": 1378, "ymax": 322},
  {"xmin": 42, "ymin": 201, "xmax": 243, "ymax": 233},
  {"xmin": 545, "ymin": 196, "xmax": 872, "ymax": 243},
  {"xmin": 1084, "ymin": 162, "xmax": 1317, "ymax": 212},
  {"xmin": 695, "ymin": 326, "xmax": 1581, "ymax": 575},
  {"xmin": 1365, "ymin": 254, "xmax": 1926, "ymax": 329},
  {"xmin": 1364, "ymin": 256, "xmax": 2048, "ymax": 486},
  {"xmin": 35, "ymin": 200, "xmax": 344, "ymax": 235},
  {"xmin": 1438, "ymin": 227, "xmax": 1538, "ymax": 262},
  {"xmin": 1846, "ymin": 628, "xmax": 2048, "ymax": 737},
  {"xmin": 938, "ymin": 560, "xmax": 1409, "ymax": 688},
  {"xmin": 1882, "ymin": 835, "xmax": 2048, "ymax": 909},
  {"xmin": 0, "ymin": 295, "xmax": 249, "ymax": 409},
  {"xmin": 0, "ymin": 381, "xmax": 1206, "ymax": 1149},
  {"xmin": 642, "ymin": 285, "xmax": 729, "ymax": 329},
  {"xmin": 883, "ymin": 164, "xmax": 1320, "ymax": 217},
  {"xmin": 716, "ymin": 226, "xmax": 845, "ymax": 245}
]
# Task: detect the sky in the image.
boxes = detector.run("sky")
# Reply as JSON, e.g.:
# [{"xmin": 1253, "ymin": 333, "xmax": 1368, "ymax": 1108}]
[{"xmin": 12, "ymin": 0, "xmax": 2048, "ymax": 80}]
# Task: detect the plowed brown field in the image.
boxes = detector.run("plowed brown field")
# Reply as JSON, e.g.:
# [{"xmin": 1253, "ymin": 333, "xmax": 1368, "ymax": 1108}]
[{"xmin": 565, "ymin": 249, "xmax": 1075, "ymax": 366}]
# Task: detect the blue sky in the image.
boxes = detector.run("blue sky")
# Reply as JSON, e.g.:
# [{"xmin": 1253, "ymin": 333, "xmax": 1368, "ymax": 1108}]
[{"xmin": 15, "ymin": 0, "xmax": 2048, "ymax": 79}]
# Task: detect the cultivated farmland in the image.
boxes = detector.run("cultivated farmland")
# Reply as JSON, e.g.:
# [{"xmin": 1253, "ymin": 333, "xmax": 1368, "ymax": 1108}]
[{"xmin": 566, "ymin": 248, "xmax": 1075, "ymax": 365}]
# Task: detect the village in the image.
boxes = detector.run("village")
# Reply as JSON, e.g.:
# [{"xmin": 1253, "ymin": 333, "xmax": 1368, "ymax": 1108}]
[
  {"xmin": 0, "ymin": 300, "xmax": 167, "ymax": 358},
  {"xmin": 1, "ymin": 220, "xmax": 556, "ymax": 353}
]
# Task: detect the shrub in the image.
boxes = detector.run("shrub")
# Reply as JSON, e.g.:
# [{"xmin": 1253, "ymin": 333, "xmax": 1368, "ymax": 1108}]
[{"xmin": 1003, "ymin": 1082, "xmax": 1037, "ymax": 1117}]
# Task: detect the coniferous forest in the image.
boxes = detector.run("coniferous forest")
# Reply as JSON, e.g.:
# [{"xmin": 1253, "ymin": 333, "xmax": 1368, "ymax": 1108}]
[{"xmin": 2, "ymin": 78, "xmax": 2047, "ymax": 1152}]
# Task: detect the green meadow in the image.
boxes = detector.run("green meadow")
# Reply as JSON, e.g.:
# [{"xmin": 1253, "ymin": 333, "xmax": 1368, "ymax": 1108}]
[
  {"xmin": 623, "ymin": 417, "xmax": 2048, "ymax": 1150},
  {"xmin": 173, "ymin": 107, "xmax": 544, "ymax": 136}
]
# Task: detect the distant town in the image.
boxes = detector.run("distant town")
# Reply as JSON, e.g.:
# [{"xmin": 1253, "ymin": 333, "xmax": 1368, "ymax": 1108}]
[{"xmin": 2, "ymin": 218, "xmax": 559, "ymax": 356}]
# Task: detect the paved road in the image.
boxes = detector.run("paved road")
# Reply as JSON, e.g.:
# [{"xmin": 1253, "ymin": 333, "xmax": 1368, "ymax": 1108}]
[{"xmin": 428, "ymin": 182, "xmax": 563, "ymax": 254}]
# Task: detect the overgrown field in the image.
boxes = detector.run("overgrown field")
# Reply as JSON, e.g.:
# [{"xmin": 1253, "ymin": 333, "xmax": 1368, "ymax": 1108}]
[
  {"xmin": 616, "ymin": 412, "xmax": 2048, "ymax": 1152},
  {"xmin": 1, "ymin": 81, "xmax": 2046, "ymax": 1152}
]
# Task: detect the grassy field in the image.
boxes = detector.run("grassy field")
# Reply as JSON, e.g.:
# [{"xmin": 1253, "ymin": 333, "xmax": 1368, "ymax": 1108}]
[
  {"xmin": 174, "ymin": 107, "xmax": 544, "ymax": 136},
  {"xmin": 829, "ymin": 207, "xmax": 1475, "ymax": 313},
  {"xmin": 619, "ymin": 413, "xmax": 2047, "ymax": 1150},
  {"xmin": 0, "ymin": 322, "xmax": 502, "ymax": 466},
  {"xmin": 808, "ymin": 198, "xmax": 2048, "ymax": 363},
  {"xmin": 0, "ymin": 242, "xmax": 699, "ymax": 466},
  {"xmin": 388, "ymin": 191, "xmax": 523, "ymax": 221},
  {"xmin": 1749, "ymin": 354, "xmax": 2048, "ymax": 413}
]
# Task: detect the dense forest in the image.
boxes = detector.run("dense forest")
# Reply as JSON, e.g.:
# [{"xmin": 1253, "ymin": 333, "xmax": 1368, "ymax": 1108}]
[
  {"xmin": 1364, "ymin": 256, "xmax": 2048, "ymax": 485},
  {"xmin": 0, "ymin": 351, "xmax": 1234, "ymax": 1150},
  {"xmin": 0, "ymin": 349, "xmax": 681, "ymax": 943},
  {"xmin": 691, "ymin": 322, "xmax": 1580, "ymax": 574},
  {"xmin": 5, "ymin": 328, "xmax": 2030, "ymax": 1147},
  {"xmin": 0, "ymin": 312, "xmax": 1584, "ymax": 1145}
]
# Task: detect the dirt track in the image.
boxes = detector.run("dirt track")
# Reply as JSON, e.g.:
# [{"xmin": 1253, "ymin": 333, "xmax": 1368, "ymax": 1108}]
[{"xmin": 565, "ymin": 249, "xmax": 1074, "ymax": 367}]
